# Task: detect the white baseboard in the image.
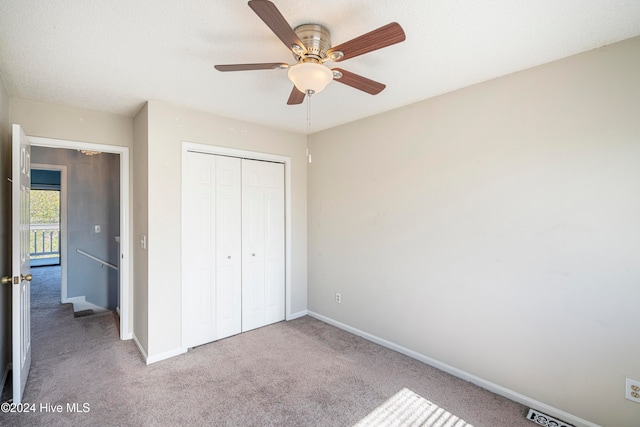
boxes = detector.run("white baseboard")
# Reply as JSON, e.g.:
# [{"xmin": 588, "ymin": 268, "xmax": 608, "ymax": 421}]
[
  {"xmin": 134, "ymin": 335, "xmax": 186, "ymax": 366},
  {"xmin": 66, "ymin": 296, "xmax": 109, "ymax": 314},
  {"xmin": 307, "ymin": 311, "xmax": 601, "ymax": 427},
  {"xmin": 132, "ymin": 334, "xmax": 148, "ymax": 363},
  {"xmin": 288, "ymin": 309, "xmax": 308, "ymax": 320},
  {"xmin": 63, "ymin": 295, "xmax": 81, "ymax": 304},
  {"xmin": 146, "ymin": 347, "xmax": 186, "ymax": 365}
]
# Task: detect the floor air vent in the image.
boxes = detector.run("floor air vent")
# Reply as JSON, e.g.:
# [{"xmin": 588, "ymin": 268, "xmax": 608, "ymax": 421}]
[{"xmin": 527, "ymin": 409, "xmax": 574, "ymax": 427}]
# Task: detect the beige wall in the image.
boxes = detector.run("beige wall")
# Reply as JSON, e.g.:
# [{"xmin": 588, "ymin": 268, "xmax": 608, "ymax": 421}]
[
  {"xmin": 145, "ymin": 100, "xmax": 307, "ymax": 359},
  {"xmin": 0, "ymin": 74, "xmax": 11, "ymax": 383},
  {"xmin": 132, "ymin": 103, "xmax": 149, "ymax": 355},
  {"xmin": 9, "ymin": 98, "xmax": 133, "ymax": 147},
  {"xmin": 308, "ymin": 36, "xmax": 640, "ymax": 427}
]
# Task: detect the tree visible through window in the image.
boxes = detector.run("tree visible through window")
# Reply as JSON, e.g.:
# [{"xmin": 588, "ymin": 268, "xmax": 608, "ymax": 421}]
[{"xmin": 30, "ymin": 190, "xmax": 61, "ymax": 261}]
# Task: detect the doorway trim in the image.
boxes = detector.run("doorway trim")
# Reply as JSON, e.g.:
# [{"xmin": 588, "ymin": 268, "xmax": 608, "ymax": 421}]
[
  {"xmin": 181, "ymin": 141, "xmax": 292, "ymax": 353},
  {"xmin": 28, "ymin": 136, "xmax": 132, "ymax": 340},
  {"xmin": 31, "ymin": 164, "xmax": 68, "ymax": 302}
]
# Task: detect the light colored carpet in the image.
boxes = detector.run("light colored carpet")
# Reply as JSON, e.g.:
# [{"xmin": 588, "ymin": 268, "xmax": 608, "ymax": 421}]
[
  {"xmin": 354, "ymin": 388, "xmax": 472, "ymax": 427},
  {"xmin": 1, "ymin": 266, "xmax": 532, "ymax": 426}
]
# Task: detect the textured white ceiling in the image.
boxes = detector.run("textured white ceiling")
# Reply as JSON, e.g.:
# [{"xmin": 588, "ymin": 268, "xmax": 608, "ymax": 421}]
[{"xmin": 0, "ymin": 0, "xmax": 639, "ymax": 133}]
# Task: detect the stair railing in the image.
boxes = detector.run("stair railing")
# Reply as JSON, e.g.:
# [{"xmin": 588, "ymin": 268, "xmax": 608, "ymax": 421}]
[{"xmin": 76, "ymin": 248, "xmax": 118, "ymax": 271}]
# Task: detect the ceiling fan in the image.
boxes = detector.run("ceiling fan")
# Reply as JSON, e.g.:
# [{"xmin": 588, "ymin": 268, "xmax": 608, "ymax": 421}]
[{"xmin": 214, "ymin": 0, "xmax": 406, "ymax": 105}]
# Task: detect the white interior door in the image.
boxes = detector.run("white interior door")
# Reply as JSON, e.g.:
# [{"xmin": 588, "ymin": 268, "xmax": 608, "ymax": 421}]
[
  {"xmin": 11, "ymin": 124, "xmax": 32, "ymax": 403},
  {"xmin": 242, "ymin": 159, "xmax": 285, "ymax": 332},
  {"xmin": 183, "ymin": 152, "xmax": 241, "ymax": 348}
]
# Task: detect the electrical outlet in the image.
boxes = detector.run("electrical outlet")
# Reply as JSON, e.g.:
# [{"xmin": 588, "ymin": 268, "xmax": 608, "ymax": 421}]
[
  {"xmin": 626, "ymin": 378, "xmax": 640, "ymax": 403},
  {"xmin": 335, "ymin": 293, "xmax": 341, "ymax": 303}
]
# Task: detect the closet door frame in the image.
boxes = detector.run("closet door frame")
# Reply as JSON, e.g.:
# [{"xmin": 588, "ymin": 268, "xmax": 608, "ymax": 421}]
[{"xmin": 180, "ymin": 142, "xmax": 292, "ymax": 353}]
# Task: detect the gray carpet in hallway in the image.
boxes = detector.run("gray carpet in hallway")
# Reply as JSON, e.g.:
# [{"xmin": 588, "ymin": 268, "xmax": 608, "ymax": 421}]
[{"xmin": 1, "ymin": 266, "xmax": 531, "ymax": 426}]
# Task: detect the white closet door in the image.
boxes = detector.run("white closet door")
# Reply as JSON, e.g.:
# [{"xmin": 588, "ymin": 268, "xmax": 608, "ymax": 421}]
[
  {"xmin": 242, "ymin": 159, "xmax": 285, "ymax": 332},
  {"xmin": 214, "ymin": 155, "xmax": 242, "ymax": 339},
  {"xmin": 184, "ymin": 152, "xmax": 241, "ymax": 348}
]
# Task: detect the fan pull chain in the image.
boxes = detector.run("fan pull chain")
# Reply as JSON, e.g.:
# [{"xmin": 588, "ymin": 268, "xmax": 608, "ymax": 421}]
[{"xmin": 306, "ymin": 91, "xmax": 312, "ymax": 163}]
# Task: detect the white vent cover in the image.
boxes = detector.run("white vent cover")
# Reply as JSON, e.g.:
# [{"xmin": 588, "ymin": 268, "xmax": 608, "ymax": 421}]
[{"xmin": 527, "ymin": 409, "xmax": 575, "ymax": 427}]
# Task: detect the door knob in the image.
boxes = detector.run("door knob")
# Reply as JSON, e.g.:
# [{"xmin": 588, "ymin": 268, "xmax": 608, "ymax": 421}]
[
  {"xmin": 1, "ymin": 276, "xmax": 12, "ymax": 285},
  {"xmin": 21, "ymin": 274, "xmax": 32, "ymax": 281}
]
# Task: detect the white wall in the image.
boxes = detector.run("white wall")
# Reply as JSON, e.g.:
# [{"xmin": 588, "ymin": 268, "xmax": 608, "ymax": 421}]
[
  {"xmin": 144, "ymin": 101, "xmax": 307, "ymax": 360},
  {"xmin": 0, "ymin": 73, "xmax": 11, "ymax": 386},
  {"xmin": 308, "ymin": 36, "xmax": 640, "ymax": 427}
]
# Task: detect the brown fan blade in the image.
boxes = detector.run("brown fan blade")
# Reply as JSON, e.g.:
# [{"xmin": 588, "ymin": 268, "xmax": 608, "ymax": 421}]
[
  {"xmin": 287, "ymin": 86, "xmax": 305, "ymax": 105},
  {"xmin": 248, "ymin": 0, "xmax": 305, "ymax": 53},
  {"xmin": 332, "ymin": 68, "xmax": 385, "ymax": 95},
  {"xmin": 327, "ymin": 22, "xmax": 406, "ymax": 62},
  {"xmin": 214, "ymin": 63, "xmax": 287, "ymax": 72}
]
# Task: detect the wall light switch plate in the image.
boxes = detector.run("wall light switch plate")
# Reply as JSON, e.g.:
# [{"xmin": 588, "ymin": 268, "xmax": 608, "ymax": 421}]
[
  {"xmin": 94, "ymin": 225, "xmax": 101, "ymax": 233},
  {"xmin": 140, "ymin": 235, "xmax": 147, "ymax": 250}
]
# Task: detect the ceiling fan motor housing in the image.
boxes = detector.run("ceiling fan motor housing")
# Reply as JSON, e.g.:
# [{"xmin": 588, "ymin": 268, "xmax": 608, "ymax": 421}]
[{"xmin": 293, "ymin": 24, "xmax": 332, "ymax": 63}]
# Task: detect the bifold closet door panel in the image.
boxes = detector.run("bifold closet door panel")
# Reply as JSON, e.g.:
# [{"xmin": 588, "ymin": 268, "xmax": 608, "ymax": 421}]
[
  {"xmin": 241, "ymin": 159, "xmax": 285, "ymax": 332},
  {"xmin": 183, "ymin": 152, "xmax": 241, "ymax": 348},
  {"xmin": 214, "ymin": 155, "xmax": 242, "ymax": 340}
]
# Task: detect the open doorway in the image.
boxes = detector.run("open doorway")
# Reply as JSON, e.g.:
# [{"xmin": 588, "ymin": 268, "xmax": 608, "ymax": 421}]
[
  {"xmin": 32, "ymin": 149, "xmax": 119, "ymax": 317},
  {"xmin": 28, "ymin": 136, "xmax": 131, "ymax": 340},
  {"xmin": 30, "ymin": 165, "xmax": 68, "ymax": 304},
  {"xmin": 30, "ymin": 170, "xmax": 61, "ymax": 267}
]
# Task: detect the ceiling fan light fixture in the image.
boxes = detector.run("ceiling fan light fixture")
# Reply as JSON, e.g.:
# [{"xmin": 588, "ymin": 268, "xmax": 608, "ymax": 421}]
[
  {"xmin": 77, "ymin": 149, "xmax": 102, "ymax": 156},
  {"xmin": 287, "ymin": 62, "xmax": 333, "ymax": 95}
]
